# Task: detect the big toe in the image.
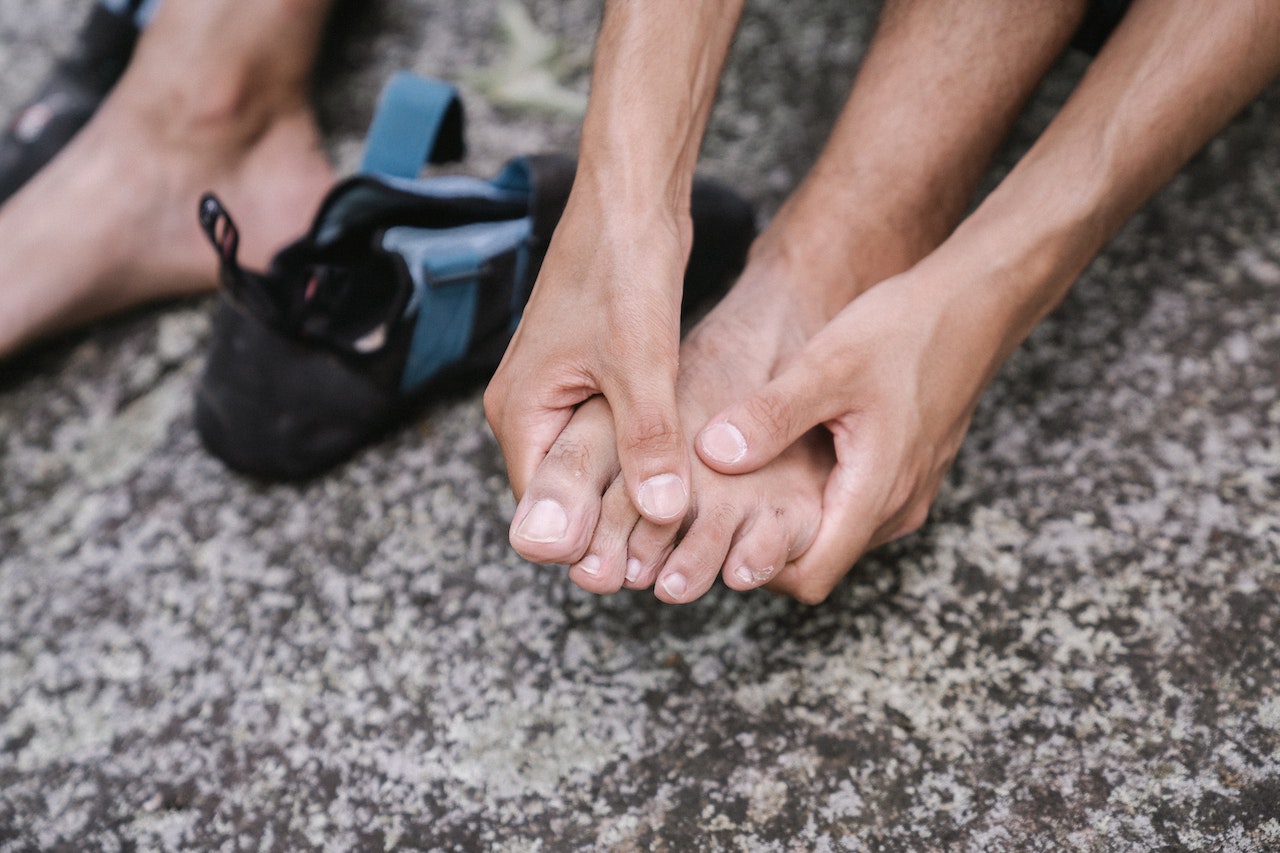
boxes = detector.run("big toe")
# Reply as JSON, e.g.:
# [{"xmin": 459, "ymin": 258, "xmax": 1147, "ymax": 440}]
[{"xmin": 509, "ymin": 396, "xmax": 620, "ymax": 565}]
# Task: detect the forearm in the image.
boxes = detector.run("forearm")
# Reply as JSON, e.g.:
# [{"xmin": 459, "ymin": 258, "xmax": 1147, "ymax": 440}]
[
  {"xmin": 575, "ymin": 0, "xmax": 743, "ymax": 220},
  {"xmin": 955, "ymin": 0, "xmax": 1280, "ymax": 348}
]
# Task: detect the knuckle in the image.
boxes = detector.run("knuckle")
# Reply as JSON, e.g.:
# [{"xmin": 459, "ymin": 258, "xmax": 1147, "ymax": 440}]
[
  {"xmin": 482, "ymin": 383, "xmax": 505, "ymax": 426},
  {"xmin": 682, "ymin": 539, "xmax": 723, "ymax": 579},
  {"xmin": 898, "ymin": 504, "xmax": 930, "ymax": 538},
  {"xmin": 792, "ymin": 584, "xmax": 834, "ymax": 606},
  {"xmin": 898, "ymin": 464, "xmax": 941, "ymax": 512},
  {"xmin": 629, "ymin": 527, "xmax": 674, "ymax": 570},
  {"xmin": 702, "ymin": 501, "xmax": 739, "ymax": 536},
  {"xmin": 620, "ymin": 403, "xmax": 682, "ymax": 456},
  {"xmin": 691, "ymin": 494, "xmax": 742, "ymax": 535},
  {"xmin": 884, "ymin": 480, "xmax": 917, "ymax": 518},
  {"xmin": 742, "ymin": 390, "xmax": 794, "ymax": 442},
  {"xmin": 601, "ymin": 478, "xmax": 638, "ymax": 517},
  {"xmin": 545, "ymin": 435, "xmax": 594, "ymax": 482}
]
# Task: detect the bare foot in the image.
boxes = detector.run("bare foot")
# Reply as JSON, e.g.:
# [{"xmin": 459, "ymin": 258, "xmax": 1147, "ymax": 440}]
[
  {"xmin": 508, "ymin": 260, "xmax": 837, "ymax": 602},
  {"xmin": 0, "ymin": 53, "xmax": 334, "ymax": 357}
]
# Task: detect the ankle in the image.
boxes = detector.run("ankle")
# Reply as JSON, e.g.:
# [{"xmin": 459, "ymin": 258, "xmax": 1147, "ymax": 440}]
[
  {"xmin": 752, "ymin": 182, "xmax": 952, "ymax": 315},
  {"xmin": 110, "ymin": 61, "xmax": 311, "ymax": 154},
  {"xmin": 746, "ymin": 217, "xmax": 873, "ymax": 321},
  {"xmin": 115, "ymin": 14, "xmax": 319, "ymax": 143}
]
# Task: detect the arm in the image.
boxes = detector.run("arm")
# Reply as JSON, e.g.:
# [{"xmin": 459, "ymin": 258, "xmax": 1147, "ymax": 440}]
[
  {"xmin": 695, "ymin": 0, "xmax": 1280, "ymax": 601},
  {"xmin": 485, "ymin": 0, "xmax": 743, "ymax": 532}
]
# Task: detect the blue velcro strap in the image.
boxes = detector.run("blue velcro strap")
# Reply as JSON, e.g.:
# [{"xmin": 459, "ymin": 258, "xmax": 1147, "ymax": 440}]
[
  {"xmin": 98, "ymin": 0, "xmax": 158, "ymax": 26},
  {"xmin": 490, "ymin": 157, "xmax": 533, "ymax": 194},
  {"xmin": 361, "ymin": 72, "xmax": 464, "ymax": 179},
  {"xmin": 383, "ymin": 217, "xmax": 532, "ymax": 391},
  {"xmin": 133, "ymin": 0, "xmax": 160, "ymax": 26},
  {"xmin": 400, "ymin": 273, "xmax": 478, "ymax": 390}
]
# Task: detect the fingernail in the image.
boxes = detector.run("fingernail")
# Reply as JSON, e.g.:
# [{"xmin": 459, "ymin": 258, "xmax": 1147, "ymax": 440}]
[
  {"xmin": 637, "ymin": 474, "xmax": 686, "ymax": 521},
  {"xmin": 734, "ymin": 565, "xmax": 755, "ymax": 586},
  {"xmin": 701, "ymin": 422, "xmax": 747, "ymax": 464},
  {"xmin": 515, "ymin": 499, "xmax": 568, "ymax": 543},
  {"xmin": 661, "ymin": 572, "xmax": 688, "ymax": 600},
  {"xmin": 625, "ymin": 558, "xmax": 643, "ymax": 584},
  {"xmin": 577, "ymin": 555, "xmax": 601, "ymax": 576}
]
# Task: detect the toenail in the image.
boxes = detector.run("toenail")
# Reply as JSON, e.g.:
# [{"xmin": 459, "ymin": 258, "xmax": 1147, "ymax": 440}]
[
  {"xmin": 736, "ymin": 564, "xmax": 775, "ymax": 586},
  {"xmin": 577, "ymin": 555, "xmax": 601, "ymax": 576},
  {"xmin": 637, "ymin": 474, "xmax": 686, "ymax": 521},
  {"xmin": 625, "ymin": 558, "xmax": 643, "ymax": 584},
  {"xmin": 515, "ymin": 500, "xmax": 569, "ymax": 543},
  {"xmin": 661, "ymin": 572, "xmax": 688, "ymax": 600},
  {"xmin": 701, "ymin": 422, "xmax": 747, "ymax": 464},
  {"xmin": 734, "ymin": 565, "xmax": 755, "ymax": 586}
]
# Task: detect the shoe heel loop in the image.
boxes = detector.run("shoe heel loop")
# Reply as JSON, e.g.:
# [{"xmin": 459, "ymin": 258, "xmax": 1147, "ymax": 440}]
[
  {"xmin": 361, "ymin": 72, "xmax": 465, "ymax": 179},
  {"xmin": 199, "ymin": 192, "xmax": 240, "ymax": 274}
]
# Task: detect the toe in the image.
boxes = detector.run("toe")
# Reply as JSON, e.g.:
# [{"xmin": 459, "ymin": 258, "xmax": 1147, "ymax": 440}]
[
  {"xmin": 624, "ymin": 513, "xmax": 683, "ymax": 591},
  {"xmin": 510, "ymin": 397, "xmax": 619, "ymax": 565},
  {"xmin": 569, "ymin": 477, "xmax": 639, "ymax": 594},
  {"xmin": 653, "ymin": 501, "xmax": 739, "ymax": 604},
  {"xmin": 721, "ymin": 509, "xmax": 791, "ymax": 591}
]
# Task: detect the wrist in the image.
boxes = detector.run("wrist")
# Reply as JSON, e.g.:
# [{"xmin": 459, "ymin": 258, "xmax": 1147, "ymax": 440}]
[
  {"xmin": 938, "ymin": 165, "xmax": 1112, "ymax": 344},
  {"xmin": 549, "ymin": 184, "xmax": 695, "ymax": 295},
  {"xmin": 571, "ymin": 147, "xmax": 695, "ymax": 223}
]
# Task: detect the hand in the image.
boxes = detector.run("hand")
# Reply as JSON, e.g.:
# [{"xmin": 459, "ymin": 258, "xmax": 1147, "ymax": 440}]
[
  {"xmin": 485, "ymin": 194, "xmax": 695, "ymax": 529},
  {"xmin": 693, "ymin": 264, "xmax": 1012, "ymax": 603},
  {"xmin": 484, "ymin": 0, "xmax": 744, "ymax": 535}
]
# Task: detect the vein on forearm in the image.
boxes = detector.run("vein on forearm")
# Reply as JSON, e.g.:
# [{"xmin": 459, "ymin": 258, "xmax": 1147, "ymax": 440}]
[
  {"xmin": 962, "ymin": 0, "xmax": 1280, "ymax": 337},
  {"xmin": 578, "ymin": 0, "xmax": 744, "ymax": 213}
]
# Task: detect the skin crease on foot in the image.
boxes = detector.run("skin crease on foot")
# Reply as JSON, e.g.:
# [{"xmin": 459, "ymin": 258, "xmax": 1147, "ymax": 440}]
[{"xmin": 0, "ymin": 0, "xmax": 336, "ymax": 359}]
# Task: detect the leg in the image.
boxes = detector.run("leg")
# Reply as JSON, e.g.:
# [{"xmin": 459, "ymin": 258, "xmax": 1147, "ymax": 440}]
[
  {"xmin": 510, "ymin": 0, "xmax": 1090, "ymax": 600},
  {"xmin": 0, "ymin": 0, "xmax": 336, "ymax": 357},
  {"xmin": 699, "ymin": 0, "xmax": 1280, "ymax": 603}
]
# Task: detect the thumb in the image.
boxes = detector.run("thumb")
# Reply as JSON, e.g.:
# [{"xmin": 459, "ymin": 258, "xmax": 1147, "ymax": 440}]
[{"xmin": 695, "ymin": 354, "xmax": 843, "ymax": 475}]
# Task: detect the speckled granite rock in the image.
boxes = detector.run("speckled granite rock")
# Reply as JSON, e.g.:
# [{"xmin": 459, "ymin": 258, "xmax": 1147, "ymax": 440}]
[{"xmin": 2, "ymin": 2, "xmax": 1279, "ymax": 850}]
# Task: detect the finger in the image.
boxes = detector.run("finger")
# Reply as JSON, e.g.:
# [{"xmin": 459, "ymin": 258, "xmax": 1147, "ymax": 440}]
[{"xmin": 695, "ymin": 347, "xmax": 847, "ymax": 476}]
